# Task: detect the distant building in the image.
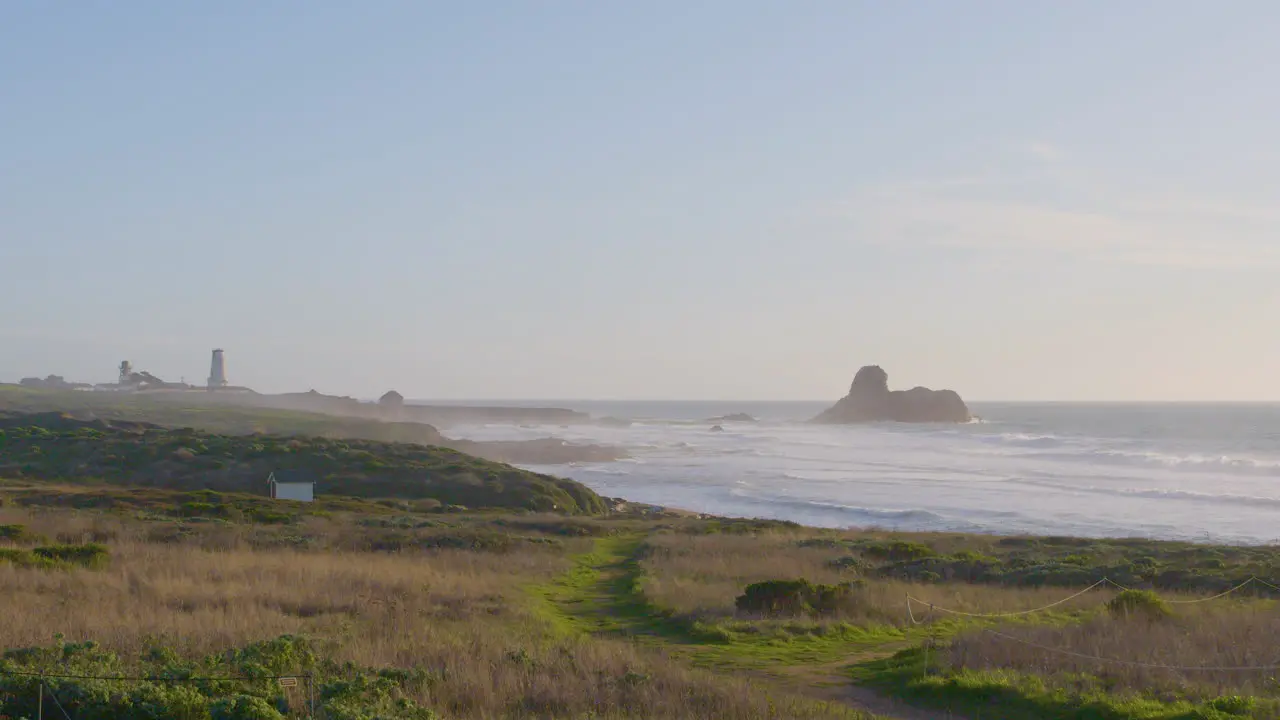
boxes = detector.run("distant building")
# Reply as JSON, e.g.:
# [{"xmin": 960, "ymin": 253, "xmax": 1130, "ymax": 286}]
[
  {"xmin": 19, "ymin": 375, "xmax": 91, "ymax": 390},
  {"xmin": 208, "ymin": 349, "xmax": 228, "ymax": 390},
  {"xmin": 267, "ymin": 471, "xmax": 315, "ymax": 502},
  {"xmin": 378, "ymin": 390, "xmax": 405, "ymax": 418}
]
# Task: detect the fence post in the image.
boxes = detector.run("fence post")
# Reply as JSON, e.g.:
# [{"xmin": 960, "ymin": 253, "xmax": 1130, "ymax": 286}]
[{"xmin": 38, "ymin": 677, "xmax": 44, "ymax": 720}]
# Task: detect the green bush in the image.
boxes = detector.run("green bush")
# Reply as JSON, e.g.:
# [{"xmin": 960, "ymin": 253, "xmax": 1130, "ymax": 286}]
[
  {"xmin": 1106, "ymin": 589, "xmax": 1171, "ymax": 620},
  {"xmin": 32, "ymin": 542, "xmax": 111, "ymax": 569},
  {"xmin": 2, "ymin": 544, "xmax": 109, "ymax": 570},
  {"xmin": 1204, "ymin": 695, "xmax": 1256, "ymax": 716},
  {"xmin": 180, "ymin": 501, "xmax": 220, "ymax": 517},
  {"xmin": 734, "ymin": 579, "xmax": 861, "ymax": 617},
  {"xmin": 320, "ymin": 669, "xmax": 440, "ymax": 720},
  {"xmin": 0, "ymin": 547, "xmax": 57, "ymax": 569},
  {"xmin": 0, "ymin": 523, "xmax": 45, "ymax": 544},
  {"xmin": 828, "ymin": 555, "xmax": 869, "ymax": 572},
  {"xmin": 862, "ymin": 540, "xmax": 934, "ymax": 561},
  {"xmin": 211, "ymin": 695, "xmax": 287, "ymax": 720},
  {"xmin": 951, "ymin": 550, "xmax": 997, "ymax": 564},
  {"xmin": 417, "ymin": 528, "xmax": 514, "ymax": 553}
]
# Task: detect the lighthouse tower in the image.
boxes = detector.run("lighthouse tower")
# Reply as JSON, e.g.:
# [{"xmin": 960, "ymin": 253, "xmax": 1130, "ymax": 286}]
[{"xmin": 207, "ymin": 349, "xmax": 228, "ymax": 390}]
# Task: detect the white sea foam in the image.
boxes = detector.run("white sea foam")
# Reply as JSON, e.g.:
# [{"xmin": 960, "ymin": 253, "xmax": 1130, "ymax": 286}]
[{"xmin": 447, "ymin": 402, "xmax": 1280, "ymax": 545}]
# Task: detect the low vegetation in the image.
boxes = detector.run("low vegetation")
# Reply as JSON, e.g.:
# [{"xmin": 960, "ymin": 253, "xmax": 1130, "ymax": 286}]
[
  {"xmin": 0, "ymin": 487, "xmax": 866, "ymax": 719},
  {"xmin": 3, "ymin": 417, "xmax": 1280, "ymax": 718},
  {"xmin": 632, "ymin": 526, "xmax": 1280, "ymax": 719},
  {"xmin": 0, "ymin": 412, "xmax": 606, "ymax": 514}
]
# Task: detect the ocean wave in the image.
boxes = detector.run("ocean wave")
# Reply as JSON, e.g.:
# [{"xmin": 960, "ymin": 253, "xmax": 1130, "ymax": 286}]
[
  {"xmin": 986, "ymin": 432, "xmax": 1066, "ymax": 448},
  {"xmin": 782, "ymin": 470, "xmax": 851, "ymax": 482},
  {"xmin": 958, "ymin": 434, "xmax": 1280, "ymax": 474},
  {"xmin": 1027, "ymin": 448, "xmax": 1280, "ymax": 473},
  {"xmin": 1010, "ymin": 478, "xmax": 1280, "ymax": 508},
  {"xmin": 728, "ymin": 489, "xmax": 950, "ymax": 524},
  {"xmin": 1099, "ymin": 449, "xmax": 1280, "ymax": 470},
  {"xmin": 578, "ymin": 465, "xmax": 631, "ymax": 476}
]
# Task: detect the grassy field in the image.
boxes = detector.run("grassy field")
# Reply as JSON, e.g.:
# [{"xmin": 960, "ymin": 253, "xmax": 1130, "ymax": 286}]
[
  {"xmin": 4, "ymin": 478, "xmax": 1280, "ymax": 719},
  {"xmin": 0, "ymin": 488, "xmax": 872, "ymax": 720}
]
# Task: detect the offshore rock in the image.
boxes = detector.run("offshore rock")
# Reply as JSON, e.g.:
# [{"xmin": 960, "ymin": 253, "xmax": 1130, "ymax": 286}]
[{"xmin": 812, "ymin": 365, "xmax": 970, "ymax": 424}]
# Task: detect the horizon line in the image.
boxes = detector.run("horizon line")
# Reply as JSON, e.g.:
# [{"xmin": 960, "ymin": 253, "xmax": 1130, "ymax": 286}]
[{"xmin": 403, "ymin": 397, "xmax": 1280, "ymax": 405}]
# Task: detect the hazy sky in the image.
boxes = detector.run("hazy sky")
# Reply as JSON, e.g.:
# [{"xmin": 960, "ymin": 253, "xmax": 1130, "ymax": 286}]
[{"xmin": 4, "ymin": 2, "xmax": 1279, "ymax": 401}]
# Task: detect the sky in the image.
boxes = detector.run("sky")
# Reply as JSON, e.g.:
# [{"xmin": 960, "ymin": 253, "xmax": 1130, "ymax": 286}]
[{"xmin": 3, "ymin": 2, "xmax": 1279, "ymax": 401}]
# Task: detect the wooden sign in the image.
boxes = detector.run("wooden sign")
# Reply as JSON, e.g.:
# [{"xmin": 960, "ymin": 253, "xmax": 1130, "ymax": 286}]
[{"xmin": 278, "ymin": 677, "xmax": 299, "ymax": 688}]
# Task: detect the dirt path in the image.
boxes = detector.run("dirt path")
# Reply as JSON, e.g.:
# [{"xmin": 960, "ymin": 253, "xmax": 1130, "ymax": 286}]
[{"xmin": 529, "ymin": 535, "xmax": 965, "ymax": 720}]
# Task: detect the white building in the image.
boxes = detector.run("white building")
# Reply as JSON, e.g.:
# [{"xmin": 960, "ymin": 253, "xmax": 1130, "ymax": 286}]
[{"xmin": 267, "ymin": 471, "xmax": 315, "ymax": 502}]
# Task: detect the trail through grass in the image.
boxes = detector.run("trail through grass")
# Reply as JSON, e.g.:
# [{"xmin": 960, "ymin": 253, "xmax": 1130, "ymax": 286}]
[{"xmin": 527, "ymin": 534, "xmax": 949, "ymax": 720}]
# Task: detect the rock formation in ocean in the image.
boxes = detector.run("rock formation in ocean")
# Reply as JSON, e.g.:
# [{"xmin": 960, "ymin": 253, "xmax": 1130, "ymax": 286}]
[{"xmin": 812, "ymin": 365, "xmax": 970, "ymax": 424}]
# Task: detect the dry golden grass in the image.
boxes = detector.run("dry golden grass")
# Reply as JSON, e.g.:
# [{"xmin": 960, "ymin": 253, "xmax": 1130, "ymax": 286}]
[
  {"xmin": 0, "ymin": 507, "xmax": 859, "ymax": 719},
  {"xmin": 640, "ymin": 531, "xmax": 1117, "ymax": 625},
  {"xmin": 949, "ymin": 601, "xmax": 1280, "ymax": 701}
]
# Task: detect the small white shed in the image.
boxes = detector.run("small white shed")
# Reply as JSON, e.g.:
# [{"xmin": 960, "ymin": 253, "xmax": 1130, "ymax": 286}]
[{"xmin": 267, "ymin": 471, "xmax": 315, "ymax": 502}]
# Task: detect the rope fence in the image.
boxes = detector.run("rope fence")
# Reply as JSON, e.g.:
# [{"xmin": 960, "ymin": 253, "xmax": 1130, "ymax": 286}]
[
  {"xmin": 904, "ymin": 575, "xmax": 1280, "ymax": 675},
  {"xmin": 0, "ymin": 668, "xmax": 307, "ymax": 682},
  {"xmin": 1102, "ymin": 576, "xmax": 1263, "ymax": 604},
  {"xmin": 906, "ymin": 578, "xmax": 1111, "ymax": 619},
  {"xmin": 906, "ymin": 575, "xmax": 1280, "ymax": 620}
]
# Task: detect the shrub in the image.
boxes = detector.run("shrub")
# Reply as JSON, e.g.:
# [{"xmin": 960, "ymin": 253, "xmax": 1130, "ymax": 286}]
[
  {"xmin": 31, "ymin": 542, "xmax": 111, "ymax": 569},
  {"xmin": 0, "ymin": 523, "xmax": 44, "ymax": 544},
  {"xmin": 210, "ymin": 695, "xmax": 286, "ymax": 720},
  {"xmin": 320, "ymin": 670, "xmax": 440, "ymax": 720},
  {"xmin": 1204, "ymin": 695, "xmax": 1257, "ymax": 716},
  {"xmin": 0, "ymin": 547, "xmax": 57, "ymax": 569},
  {"xmin": 1106, "ymin": 589, "xmax": 1171, "ymax": 620},
  {"xmin": 418, "ymin": 528, "xmax": 514, "ymax": 553},
  {"xmin": 862, "ymin": 540, "xmax": 934, "ymax": 561},
  {"xmin": 180, "ymin": 501, "xmax": 220, "ymax": 517},
  {"xmin": 828, "ymin": 555, "xmax": 869, "ymax": 572},
  {"xmin": 245, "ymin": 508, "xmax": 297, "ymax": 525},
  {"xmin": 950, "ymin": 550, "xmax": 997, "ymax": 563},
  {"xmin": 734, "ymin": 579, "xmax": 861, "ymax": 617}
]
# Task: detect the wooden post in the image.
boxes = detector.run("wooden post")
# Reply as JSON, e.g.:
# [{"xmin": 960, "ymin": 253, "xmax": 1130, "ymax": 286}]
[{"xmin": 38, "ymin": 678, "xmax": 44, "ymax": 720}]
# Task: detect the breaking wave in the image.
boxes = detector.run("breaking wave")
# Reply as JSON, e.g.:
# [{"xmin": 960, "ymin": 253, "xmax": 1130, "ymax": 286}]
[{"xmin": 447, "ymin": 401, "xmax": 1280, "ymax": 544}]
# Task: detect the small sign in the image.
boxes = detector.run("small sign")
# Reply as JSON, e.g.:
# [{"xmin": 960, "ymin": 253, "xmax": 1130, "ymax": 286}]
[{"xmin": 278, "ymin": 677, "xmax": 298, "ymax": 688}]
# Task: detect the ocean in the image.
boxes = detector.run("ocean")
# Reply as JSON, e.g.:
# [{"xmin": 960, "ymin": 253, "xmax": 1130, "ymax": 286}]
[{"xmin": 439, "ymin": 401, "xmax": 1280, "ymax": 545}]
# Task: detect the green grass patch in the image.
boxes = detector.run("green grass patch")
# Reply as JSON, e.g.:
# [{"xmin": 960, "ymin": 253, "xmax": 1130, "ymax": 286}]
[
  {"xmin": 528, "ymin": 535, "xmax": 908, "ymax": 675},
  {"xmin": 0, "ymin": 542, "xmax": 109, "ymax": 570},
  {"xmin": 0, "ymin": 634, "xmax": 440, "ymax": 719},
  {"xmin": 849, "ymin": 646, "xmax": 1278, "ymax": 720},
  {"xmin": 0, "ymin": 523, "xmax": 45, "ymax": 544}
]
